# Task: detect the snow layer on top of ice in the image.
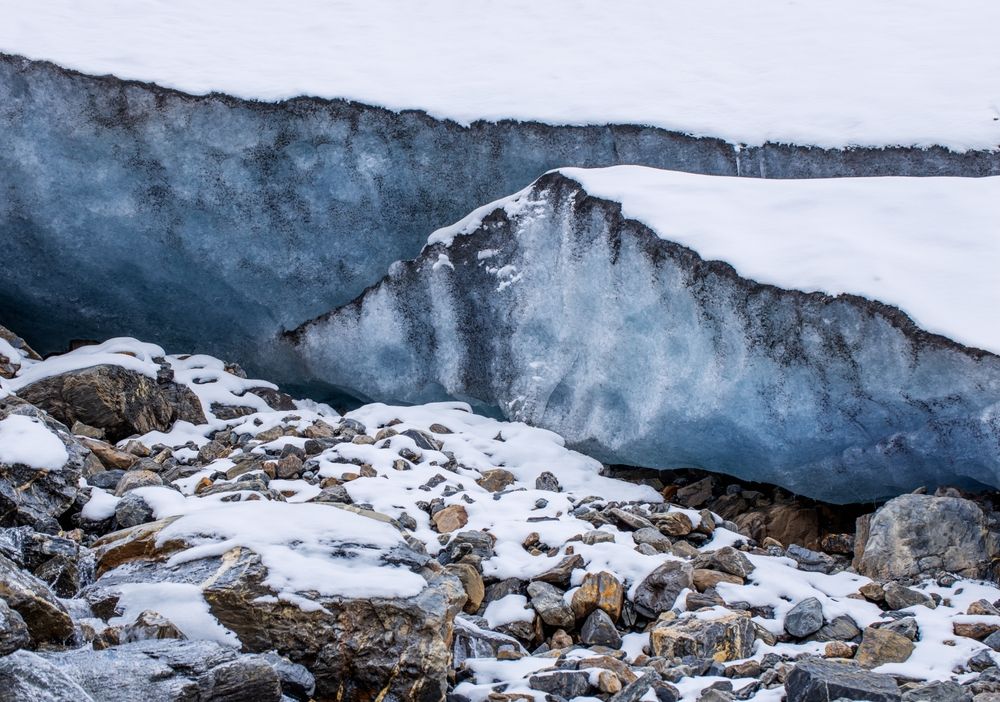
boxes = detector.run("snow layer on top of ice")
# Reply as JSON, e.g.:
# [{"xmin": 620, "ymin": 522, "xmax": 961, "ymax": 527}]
[
  {"xmin": 2, "ymin": 0, "xmax": 1000, "ymax": 150},
  {"xmin": 465, "ymin": 166, "xmax": 1000, "ymax": 354}
]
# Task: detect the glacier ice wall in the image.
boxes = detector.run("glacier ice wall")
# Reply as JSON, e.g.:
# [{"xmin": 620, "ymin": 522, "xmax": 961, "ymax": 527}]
[
  {"xmin": 3, "ymin": 52, "xmax": 1000, "ymax": 381},
  {"xmin": 289, "ymin": 173, "xmax": 1000, "ymax": 503}
]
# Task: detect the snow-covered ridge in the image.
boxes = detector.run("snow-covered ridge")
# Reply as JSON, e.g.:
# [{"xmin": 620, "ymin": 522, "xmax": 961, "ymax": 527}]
[
  {"xmin": 433, "ymin": 167, "xmax": 1000, "ymax": 355},
  {"xmin": 2, "ymin": 0, "xmax": 999, "ymax": 150}
]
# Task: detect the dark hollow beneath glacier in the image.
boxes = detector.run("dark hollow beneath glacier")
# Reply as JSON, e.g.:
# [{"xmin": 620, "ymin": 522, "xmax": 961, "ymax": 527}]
[
  {"xmin": 3, "ymin": 51, "xmax": 1000, "ymax": 384},
  {"xmin": 288, "ymin": 173, "xmax": 1000, "ymax": 503}
]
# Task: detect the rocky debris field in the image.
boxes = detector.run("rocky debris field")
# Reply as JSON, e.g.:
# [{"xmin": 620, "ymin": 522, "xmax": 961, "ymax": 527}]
[{"xmin": 3, "ymin": 325, "xmax": 1000, "ymax": 701}]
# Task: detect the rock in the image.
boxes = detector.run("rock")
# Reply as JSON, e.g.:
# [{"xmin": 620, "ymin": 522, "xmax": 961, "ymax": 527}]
[
  {"xmin": 859, "ymin": 582, "xmax": 886, "ymax": 603},
  {"xmin": 114, "ymin": 492, "xmax": 155, "ymax": 529},
  {"xmin": 447, "ymin": 562, "xmax": 485, "ymax": 614},
  {"xmin": 84, "ymin": 520, "xmax": 464, "ymax": 700},
  {"xmin": 113, "ymin": 469, "xmax": 162, "ymax": 497},
  {"xmin": 609, "ymin": 507, "xmax": 656, "ymax": 531},
  {"xmin": 477, "ymin": 468, "xmax": 515, "ymax": 492},
  {"xmin": 535, "ymin": 472, "xmax": 560, "ymax": 492},
  {"xmin": 0, "ymin": 399, "xmax": 88, "ymax": 531},
  {"xmin": 883, "ymin": 582, "xmax": 935, "ymax": 611},
  {"xmin": 399, "ymin": 428, "xmax": 442, "ymax": 451},
  {"xmin": 650, "ymin": 611, "xmax": 754, "ymax": 662},
  {"xmin": 734, "ymin": 502, "xmax": 822, "ymax": 552},
  {"xmin": 676, "ymin": 478, "xmax": 715, "ymax": 508},
  {"xmin": 633, "ymin": 527, "xmax": 672, "ymax": 552},
  {"xmin": 633, "ymin": 561, "xmax": 693, "ymax": 618},
  {"xmin": 786, "ymin": 544, "xmax": 837, "ymax": 574},
  {"xmin": 453, "ymin": 616, "xmax": 526, "ymax": 669},
  {"xmin": 526, "ymin": 581, "xmax": 574, "ymax": 629},
  {"xmin": 825, "ymin": 641, "xmax": 854, "ymax": 658},
  {"xmin": 571, "ymin": 570, "xmax": 624, "ymax": 621},
  {"xmin": 814, "ymin": 615, "xmax": 862, "ymax": 643},
  {"xmin": 855, "ymin": 494, "xmax": 993, "ymax": 580},
  {"xmin": 432, "ymin": 504, "xmax": 469, "ymax": 533},
  {"xmin": 693, "ymin": 546, "xmax": 754, "ymax": 579},
  {"xmin": 983, "ymin": 629, "xmax": 1000, "ymax": 651},
  {"xmin": 785, "ymin": 597, "xmax": 825, "ymax": 638},
  {"xmin": 581, "ymin": 608, "xmax": 622, "ymax": 648},
  {"xmin": 37, "ymin": 639, "xmax": 282, "ymax": 702},
  {"xmin": 854, "ymin": 627, "xmax": 914, "ymax": 667},
  {"xmin": 0, "ymin": 552, "xmax": 74, "ymax": 645},
  {"xmin": 79, "ymin": 437, "xmax": 137, "ymax": 470},
  {"xmin": 17, "ymin": 364, "xmax": 206, "ymax": 443},
  {"xmin": 901, "ymin": 680, "xmax": 973, "ymax": 701},
  {"xmin": 657, "ymin": 512, "xmax": 694, "ymax": 536},
  {"xmin": 785, "ymin": 658, "xmax": 901, "ymax": 702},
  {"xmin": 533, "ymin": 554, "xmax": 584, "ymax": 588},
  {"xmin": 821, "ymin": 533, "xmax": 855, "ymax": 555},
  {"xmin": 0, "ymin": 649, "xmax": 94, "ymax": 701},
  {"xmin": 311, "ymin": 485, "xmax": 352, "ymax": 504},
  {"xmin": 118, "ymin": 610, "xmax": 186, "ymax": 643},
  {"xmin": 528, "ymin": 670, "xmax": 592, "ymax": 698},
  {"xmin": 692, "ymin": 569, "xmax": 743, "ymax": 591},
  {"xmin": 0, "ymin": 600, "xmax": 29, "ymax": 655},
  {"xmin": 0, "ymin": 326, "xmax": 40, "ymax": 379}
]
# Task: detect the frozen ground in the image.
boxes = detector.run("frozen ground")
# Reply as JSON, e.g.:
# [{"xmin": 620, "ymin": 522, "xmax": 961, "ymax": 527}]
[{"xmin": 1, "ymin": 0, "xmax": 999, "ymax": 149}]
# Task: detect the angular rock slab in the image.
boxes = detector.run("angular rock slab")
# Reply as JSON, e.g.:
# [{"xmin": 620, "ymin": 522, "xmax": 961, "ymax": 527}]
[
  {"xmin": 785, "ymin": 658, "xmax": 901, "ymax": 702},
  {"xmin": 0, "ymin": 398, "xmax": 88, "ymax": 531},
  {"xmin": 292, "ymin": 171, "xmax": 1000, "ymax": 502}
]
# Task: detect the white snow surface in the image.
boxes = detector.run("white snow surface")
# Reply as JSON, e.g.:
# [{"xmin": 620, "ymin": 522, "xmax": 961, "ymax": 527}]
[
  {"xmin": 0, "ymin": 414, "xmax": 67, "ymax": 470},
  {"xmin": 3, "ymin": 0, "xmax": 1000, "ymax": 150},
  {"xmin": 435, "ymin": 167, "xmax": 1000, "ymax": 354}
]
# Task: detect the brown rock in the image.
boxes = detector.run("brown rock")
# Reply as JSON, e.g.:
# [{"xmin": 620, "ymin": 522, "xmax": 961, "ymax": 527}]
[
  {"xmin": 651, "ymin": 611, "xmax": 754, "ymax": 662},
  {"xmin": 954, "ymin": 621, "xmax": 1000, "ymax": 640},
  {"xmin": 824, "ymin": 641, "xmax": 854, "ymax": 658},
  {"xmin": 692, "ymin": 569, "xmax": 743, "ymax": 591},
  {"xmin": 447, "ymin": 562, "xmax": 485, "ymax": 614},
  {"xmin": 571, "ymin": 571, "xmax": 624, "ymax": 621},
  {"xmin": 477, "ymin": 469, "xmax": 516, "ymax": 493},
  {"xmin": 433, "ymin": 504, "xmax": 469, "ymax": 533},
  {"xmin": 854, "ymin": 626, "xmax": 914, "ymax": 667},
  {"xmin": 0, "ymin": 552, "xmax": 74, "ymax": 645},
  {"xmin": 858, "ymin": 582, "xmax": 885, "ymax": 603},
  {"xmin": 676, "ymin": 477, "xmax": 714, "ymax": 508},
  {"xmin": 533, "ymin": 554, "xmax": 584, "ymax": 588},
  {"xmin": 656, "ymin": 512, "xmax": 694, "ymax": 536},
  {"xmin": 81, "ymin": 437, "xmax": 138, "ymax": 470},
  {"xmin": 114, "ymin": 469, "xmax": 163, "ymax": 497}
]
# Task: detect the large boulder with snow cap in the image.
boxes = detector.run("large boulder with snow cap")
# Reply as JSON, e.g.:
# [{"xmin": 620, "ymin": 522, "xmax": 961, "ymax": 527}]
[
  {"xmin": 85, "ymin": 500, "xmax": 466, "ymax": 700},
  {"xmin": 0, "ymin": 397, "xmax": 89, "ymax": 531},
  {"xmin": 17, "ymin": 363, "xmax": 205, "ymax": 443}
]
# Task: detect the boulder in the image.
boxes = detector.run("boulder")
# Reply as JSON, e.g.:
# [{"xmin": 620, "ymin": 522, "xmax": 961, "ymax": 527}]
[
  {"xmin": 84, "ymin": 518, "xmax": 465, "ymax": 700},
  {"xmin": 785, "ymin": 597, "xmax": 825, "ymax": 638},
  {"xmin": 38, "ymin": 639, "xmax": 282, "ymax": 702},
  {"xmin": 0, "ymin": 552, "xmax": 74, "ymax": 646},
  {"xmin": 580, "ymin": 608, "xmax": 622, "ymax": 648},
  {"xmin": 571, "ymin": 570, "xmax": 624, "ymax": 621},
  {"xmin": 855, "ymin": 494, "xmax": 993, "ymax": 580},
  {"xmin": 0, "ymin": 649, "xmax": 94, "ymax": 701},
  {"xmin": 785, "ymin": 658, "xmax": 901, "ymax": 702},
  {"xmin": 526, "ymin": 581, "xmax": 574, "ymax": 629},
  {"xmin": 0, "ymin": 399, "xmax": 89, "ymax": 531},
  {"xmin": 633, "ymin": 561, "xmax": 693, "ymax": 618},
  {"xmin": 650, "ymin": 611, "xmax": 754, "ymax": 662},
  {"xmin": 17, "ymin": 364, "xmax": 205, "ymax": 443},
  {"xmin": 854, "ymin": 627, "xmax": 914, "ymax": 668},
  {"xmin": 0, "ymin": 600, "xmax": 29, "ymax": 655}
]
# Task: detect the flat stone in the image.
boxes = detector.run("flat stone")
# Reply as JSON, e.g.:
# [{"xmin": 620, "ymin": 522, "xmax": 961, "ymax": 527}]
[
  {"xmin": 432, "ymin": 504, "xmax": 469, "ymax": 533},
  {"xmin": 785, "ymin": 658, "xmax": 901, "ymax": 702},
  {"xmin": 855, "ymin": 627, "xmax": 914, "ymax": 668}
]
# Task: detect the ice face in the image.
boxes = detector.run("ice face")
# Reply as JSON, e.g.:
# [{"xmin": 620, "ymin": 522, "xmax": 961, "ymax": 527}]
[
  {"xmin": 2, "ymin": 53, "xmax": 1000, "ymax": 382},
  {"xmin": 290, "ymin": 172, "xmax": 1000, "ymax": 503}
]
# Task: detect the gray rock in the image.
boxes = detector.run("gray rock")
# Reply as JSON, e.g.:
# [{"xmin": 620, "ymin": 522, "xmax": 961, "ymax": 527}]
[
  {"xmin": 118, "ymin": 610, "xmax": 185, "ymax": 643},
  {"xmin": 452, "ymin": 615, "xmax": 526, "ymax": 669},
  {"xmin": 114, "ymin": 492, "xmax": 155, "ymax": 529},
  {"xmin": 529, "ymin": 670, "xmax": 592, "ymax": 698},
  {"xmin": 855, "ymin": 494, "xmax": 993, "ymax": 580},
  {"xmin": 881, "ymin": 616, "xmax": 919, "ymax": 641},
  {"xmin": 901, "ymin": 680, "xmax": 972, "ymax": 701},
  {"xmin": 580, "ymin": 608, "xmax": 622, "ymax": 648},
  {"xmin": 633, "ymin": 527, "xmax": 672, "ymax": 552},
  {"xmin": 0, "ymin": 649, "xmax": 94, "ymax": 702},
  {"xmin": 535, "ymin": 471, "xmax": 561, "ymax": 492},
  {"xmin": 693, "ymin": 546, "xmax": 755, "ymax": 579},
  {"xmin": 38, "ymin": 639, "xmax": 281, "ymax": 702},
  {"xmin": 87, "ymin": 470, "xmax": 126, "ymax": 491},
  {"xmin": 787, "ymin": 544, "xmax": 837, "ymax": 574},
  {"xmin": 259, "ymin": 651, "xmax": 315, "ymax": 702},
  {"xmin": 633, "ymin": 561, "xmax": 693, "ymax": 618},
  {"xmin": 0, "ymin": 600, "xmax": 29, "ymax": 655},
  {"xmin": 984, "ymin": 629, "xmax": 1000, "ymax": 651},
  {"xmin": 814, "ymin": 614, "xmax": 862, "ymax": 643},
  {"xmin": 399, "ymin": 428, "xmax": 442, "ymax": 451},
  {"xmin": 785, "ymin": 658, "xmax": 901, "ymax": 702},
  {"xmin": 785, "ymin": 597, "xmax": 825, "ymax": 638},
  {"xmin": 17, "ymin": 364, "xmax": 206, "ymax": 443},
  {"xmin": 309, "ymin": 485, "xmax": 352, "ymax": 504},
  {"xmin": 0, "ymin": 399, "xmax": 88, "ymax": 532},
  {"xmin": 884, "ymin": 582, "xmax": 935, "ymax": 611},
  {"xmin": 526, "ymin": 581, "xmax": 574, "ymax": 629}
]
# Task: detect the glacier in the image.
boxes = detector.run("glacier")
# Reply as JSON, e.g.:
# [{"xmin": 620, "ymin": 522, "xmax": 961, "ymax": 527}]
[
  {"xmin": 288, "ymin": 169, "xmax": 1000, "ymax": 503},
  {"xmin": 2, "ymin": 52, "xmax": 1000, "ymax": 381}
]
